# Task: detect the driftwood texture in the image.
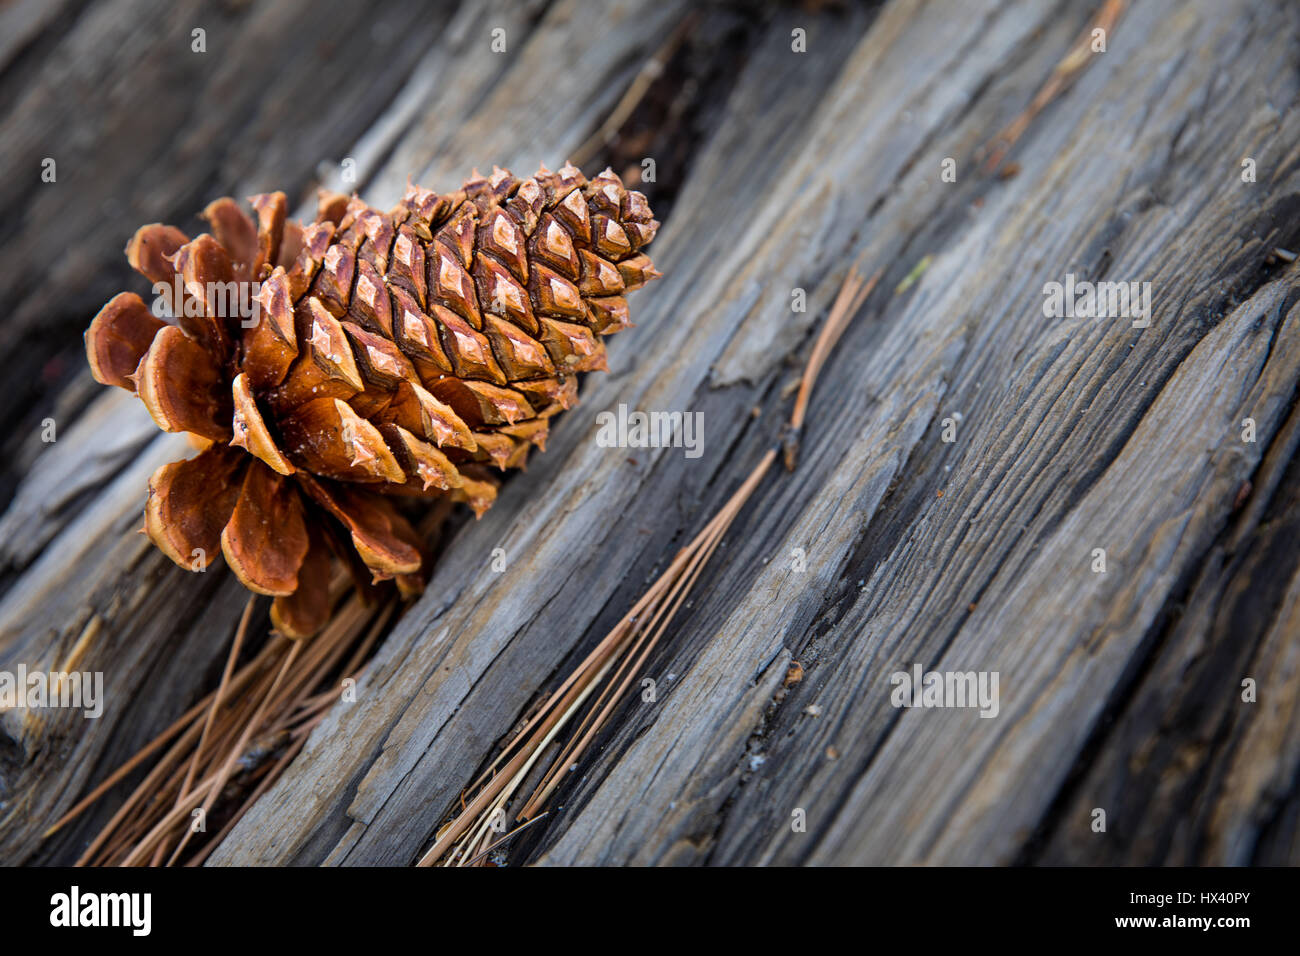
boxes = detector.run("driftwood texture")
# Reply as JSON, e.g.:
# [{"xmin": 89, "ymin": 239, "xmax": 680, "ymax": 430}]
[{"xmin": 2, "ymin": 0, "xmax": 1299, "ymax": 866}]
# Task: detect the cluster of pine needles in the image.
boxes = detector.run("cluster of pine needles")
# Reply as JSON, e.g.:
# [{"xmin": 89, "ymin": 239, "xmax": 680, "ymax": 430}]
[{"xmin": 46, "ymin": 576, "xmax": 399, "ymax": 866}]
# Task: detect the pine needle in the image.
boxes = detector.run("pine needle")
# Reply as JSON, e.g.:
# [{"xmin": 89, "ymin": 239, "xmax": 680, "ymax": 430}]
[
  {"xmin": 53, "ymin": 582, "xmax": 395, "ymax": 867},
  {"xmin": 980, "ymin": 0, "xmax": 1126, "ymax": 174}
]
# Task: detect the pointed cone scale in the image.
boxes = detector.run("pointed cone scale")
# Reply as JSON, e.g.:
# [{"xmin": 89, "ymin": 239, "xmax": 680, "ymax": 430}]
[
  {"xmin": 230, "ymin": 373, "xmax": 294, "ymax": 475},
  {"xmin": 299, "ymin": 475, "xmax": 422, "ymax": 578}
]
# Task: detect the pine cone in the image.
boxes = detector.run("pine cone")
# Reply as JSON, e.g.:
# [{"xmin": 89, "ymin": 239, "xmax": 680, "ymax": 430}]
[{"xmin": 85, "ymin": 164, "xmax": 660, "ymax": 637}]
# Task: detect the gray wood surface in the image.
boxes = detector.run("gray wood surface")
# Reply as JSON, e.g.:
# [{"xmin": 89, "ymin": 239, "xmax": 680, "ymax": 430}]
[{"xmin": 3, "ymin": 0, "xmax": 1298, "ymax": 866}]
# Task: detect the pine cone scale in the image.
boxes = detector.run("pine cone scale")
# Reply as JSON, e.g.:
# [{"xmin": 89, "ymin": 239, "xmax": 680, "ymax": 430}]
[
  {"xmin": 85, "ymin": 292, "xmax": 166, "ymax": 391},
  {"xmin": 230, "ymin": 372, "xmax": 295, "ymax": 476},
  {"xmin": 134, "ymin": 325, "xmax": 233, "ymax": 442},
  {"xmin": 220, "ymin": 463, "xmax": 309, "ymax": 597},
  {"xmin": 144, "ymin": 445, "xmax": 246, "ymax": 570}
]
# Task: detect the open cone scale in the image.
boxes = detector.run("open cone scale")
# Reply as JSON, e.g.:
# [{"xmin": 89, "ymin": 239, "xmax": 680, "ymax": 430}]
[{"xmin": 86, "ymin": 164, "xmax": 659, "ymax": 637}]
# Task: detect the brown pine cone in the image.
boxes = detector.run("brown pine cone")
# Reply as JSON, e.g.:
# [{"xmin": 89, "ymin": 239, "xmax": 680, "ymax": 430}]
[{"xmin": 85, "ymin": 164, "xmax": 660, "ymax": 637}]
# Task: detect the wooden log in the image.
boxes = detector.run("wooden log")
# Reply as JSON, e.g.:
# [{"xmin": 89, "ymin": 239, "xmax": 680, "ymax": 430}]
[{"xmin": 535, "ymin": 0, "xmax": 1300, "ymax": 866}]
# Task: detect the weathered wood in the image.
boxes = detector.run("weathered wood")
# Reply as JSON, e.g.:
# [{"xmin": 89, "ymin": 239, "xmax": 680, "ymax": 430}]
[
  {"xmin": 5, "ymin": 0, "xmax": 1300, "ymax": 868},
  {"xmin": 533, "ymin": 0, "xmax": 1300, "ymax": 866}
]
